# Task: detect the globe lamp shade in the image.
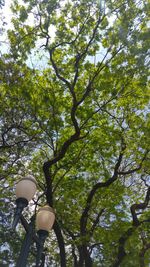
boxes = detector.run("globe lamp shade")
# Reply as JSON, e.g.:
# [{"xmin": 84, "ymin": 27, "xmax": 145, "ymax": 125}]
[
  {"xmin": 16, "ymin": 175, "xmax": 37, "ymax": 202},
  {"xmin": 36, "ymin": 205, "xmax": 55, "ymax": 232}
]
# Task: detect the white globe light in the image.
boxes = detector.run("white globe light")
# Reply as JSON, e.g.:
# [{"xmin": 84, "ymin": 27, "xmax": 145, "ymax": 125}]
[
  {"xmin": 16, "ymin": 175, "xmax": 37, "ymax": 202},
  {"xmin": 36, "ymin": 205, "xmax": 55, "ymax": 232}
]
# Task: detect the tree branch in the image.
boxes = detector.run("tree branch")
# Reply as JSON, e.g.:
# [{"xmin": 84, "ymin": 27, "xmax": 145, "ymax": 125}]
[
  {"xmin": 118, "ymin": 150, "xmax": 149, "ymax": 175},
  {"xmin": 80, "ymin": 142, "xmax": 125, "ymax": 235},
  {"xmin": 130, "ymin": 186, "xmax": 150, "ymax": 226},
  {"xmin": 90, "ymin": 209, "xmax": 105, "ymax": 236},
  {"xmin": 53, "ymin": 220, "xmax": 66, "ymax": 267},
  {"xmin": 139, "ymin": 241, "xmax": 150, "ymax": 267},
  {"xmin": 112, "ymin": 227, "xmax": 134, "ymax": 267},
  {"xmin": 112, "ymin": 217, "xmax": 150, "ymax": 267}
]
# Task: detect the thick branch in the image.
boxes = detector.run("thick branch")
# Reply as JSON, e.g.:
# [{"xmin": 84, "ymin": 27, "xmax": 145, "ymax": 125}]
[
  {"xmin": 113, "ymin": 218, "xmax": 150, "ymax": 267},
  {"xmin": 42, "ymin": 162, "xmax": 66, "ymax": 267},
  {"xmin": 130, "ymin": 187, "xmax": 150, "ymax": 226},
  {"xmin": 48, "ymin": 48, "xmax": 72, "ymax": 89},
  {"xmin": 53, "ymin": 220, "xmax": 66, "ymax": 267},
  {"xmin": 113, "ymin": 186, "xmax": 150, "ymax": 267},
  {"xmin": 43, "ymin": 131, "xmax": 81, "ymax": 171},
  {"xmin": 78, "ymin": 245, "xmax": 93, "ymax": 267},
  {"xmin": 112, "ymin": 227, "xmax": 134, "ymax": 267},
  {"xmin": 43, "ymin": 164, "xmax": 53, "ymax": 205}
]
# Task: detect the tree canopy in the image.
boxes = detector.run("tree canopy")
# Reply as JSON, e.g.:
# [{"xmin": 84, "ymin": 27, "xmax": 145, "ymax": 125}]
[{"xmin": 0, "ymin": 0, "xmax": 150, "ymax": 266}]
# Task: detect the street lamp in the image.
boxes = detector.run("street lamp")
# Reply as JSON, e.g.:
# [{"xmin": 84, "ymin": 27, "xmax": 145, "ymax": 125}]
[
  {"xmin": 12, "ymin": 175, "xmax": 37, "ymax": 229},
  {"xmin": 12, "ymin": 175, "xmax": 55, "ymax": 267},
  {"xmin": 36, "ymin": 205, "xmax": 55, "ymax": 266}
]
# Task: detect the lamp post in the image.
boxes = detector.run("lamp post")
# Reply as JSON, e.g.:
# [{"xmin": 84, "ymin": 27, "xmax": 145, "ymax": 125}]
[
  {"xmin": 36, "ymin": 205, "xmax": 55, "ymax": 267},
  {"xmin": 12, "ymin": 175, "xmax": 37, "ymax": 229},
  {"xmin": 12, "ymin": 175, "xmax": 55, "ymax": 267}
]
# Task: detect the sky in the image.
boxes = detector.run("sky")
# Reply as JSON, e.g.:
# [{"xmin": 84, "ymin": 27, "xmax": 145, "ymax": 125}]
[
  {"xmin": 0, "ymin": 0, "xmax": 112, "ymax": 69},
  {"xmin": 0, "ymin": 0, "xmax": 54, "ymax": 69},
  {"xmin": 0, "ymin": 0, "xmax": 12, "ymax": 53}
]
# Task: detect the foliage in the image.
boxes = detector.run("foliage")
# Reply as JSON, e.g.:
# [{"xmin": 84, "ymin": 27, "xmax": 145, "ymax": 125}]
[{"xmin": 0, "ymin": 0, "xmax": 150, "ymax": 266}]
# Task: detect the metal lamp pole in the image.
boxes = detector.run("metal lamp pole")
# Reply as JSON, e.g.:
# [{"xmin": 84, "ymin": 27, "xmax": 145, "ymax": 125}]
[{"xmin": 16, "ymin": 217, "xmax": 34, "ymax": 267}]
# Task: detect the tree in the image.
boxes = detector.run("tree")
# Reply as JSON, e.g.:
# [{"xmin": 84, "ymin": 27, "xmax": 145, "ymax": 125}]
[{"xmin": 0, "ymin": 0, "xmax": 150, "ymax": 266}]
